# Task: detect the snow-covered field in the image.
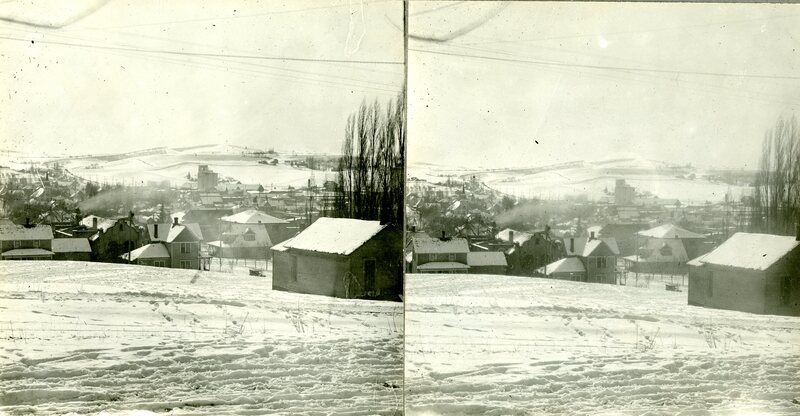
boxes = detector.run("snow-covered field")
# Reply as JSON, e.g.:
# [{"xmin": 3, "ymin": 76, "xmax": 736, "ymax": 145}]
[
  {"xmin": 0, "ymin": 261, "xmax": 403, "ymax": 415},
  {"xmin": 404, "ymin": 273, "xmax": 800, "ymax": 415},
  {"xmin": 409, "ymin": 157, "xmax": 751, "ymax": 203}
]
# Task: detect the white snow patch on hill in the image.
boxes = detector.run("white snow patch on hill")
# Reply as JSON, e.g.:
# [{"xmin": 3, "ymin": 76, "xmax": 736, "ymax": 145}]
[
  {"xmin": 404, "ymin": 273, "xmax": 800, "ymax": 415},
  {"xmin": 0, "ymin": 262, "xmax": 402, "ymax": 415}
]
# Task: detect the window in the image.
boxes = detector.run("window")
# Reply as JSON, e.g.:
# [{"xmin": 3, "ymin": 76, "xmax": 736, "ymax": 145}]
[
  {"xmin": 33, "ymin": 240, "xmax": 40, "ymax": 248},
  {"xmin": 13, "ymin": 240, "xmax": 20, "ymax": 248},
  {"xmin": 243, "ymin": 233, "xmax": 255, "ymax": 242},
  {"xmin": 364, "ymin": 259, "xmax": 376, "ymax": 292},
  {"xmin": 153, "ymin": 260, "xmax": 165, "ymax": 267},
  {"xmin": 291, "ymin": 255, "xmax": 298, "ymax": 281},
  {"xmin": 596, "ymin": 257, "xmax": 607, "ymax": 268},
  {"xmin": 429, "ymin": 253, "xmax": 439, "ymax": 262},
  {"xmin": 659, "ymin": 245, "xmax": 673, "ymax": 257},
  {"xmin": 448, "ymin": 253, "xmax": 456, "ymax": 262},
  {"xmin": 180, "ymin": 260, "xmax": 192, "ymax": 269},
  {"xmin": 179, "ymin": 242, "xmax": 192, "ymax": 254}
]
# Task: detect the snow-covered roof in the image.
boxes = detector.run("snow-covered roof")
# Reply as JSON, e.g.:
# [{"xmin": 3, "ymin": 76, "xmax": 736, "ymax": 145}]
[
  {"xmin": 495, "ymin": 228, "xmax": 533, "ymax": 245},
  {"xmin": 147, "ymin": 223, "xmax": 203, "ymax": 243},
  {"xmin": 467, "ymin": 251, "xmax": 508, "ymax": 267},
  {"xmin": 694, "ymin": 232, "xmax": 799, "ymax": 271},
  {"xmin": 122, "ymin": 243, "xmax": 170, "ymax": 261},
  {"xmin": 282, "ymin": 218, "xmax": 386, "ymax": 256},
  {"xmin": 52, "ymin": 238, "xmax": 91, "ymax": 253},
  {"xmin": 80, "ymin": 215, "xmax": 116, "ymax": 232},
  {"xmin": 629, "ymin": 238, "xmax": 689, "ymax": 263},
  {"xmin": 417, "ymin": 261, "xmax": 470, "ymax": 271},
  {"xmin": 221, "ymin": 209, "xmax": 288, "ymax": 224},
  {"xmin": 565, "ymin": 236, "xmax": 620, "ymax": 257},
  {"xmin": 0, "ymin": 224, "xmax": 54, "ymax": 240},
  {"xmin": 413, "ymin": 237, "xmax": 470, "ymax": 254},
  {"xmin": 2, "ymin": 248, "xmax": 54, "ymax": 257},
  {"xmin": 638, "ymin": 224, "xmax": 705, "ymax": 239},
  {"xmin": 537, "ymin": 257, "xmax": 586, "ymax": 275},
  {"xmin": 270, "ymin": 237, "xmax": 294, "ymax": 253}
]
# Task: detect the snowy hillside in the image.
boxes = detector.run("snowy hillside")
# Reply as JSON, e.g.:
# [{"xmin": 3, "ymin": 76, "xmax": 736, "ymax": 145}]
[
  {"xmin": 0, "ymin": 262, "xmax": 403, "ymax": 415},
  {"xmin": 52, "ymin": 146, "xmax": 332, "ymax": 189},
  {"xmin": 405, "ymin": 274, "xmax": 800, "ymax": 415},
  {"xmin": 409, "ymin": 155, "xmax": 752, "ymax": 203}
]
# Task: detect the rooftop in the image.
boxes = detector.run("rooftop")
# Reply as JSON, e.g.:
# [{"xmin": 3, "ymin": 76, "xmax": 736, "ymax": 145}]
[
  {"xmin": 0, "ymin": 224, "xmax": 54, "ymax": 240},
  {"xmin": 413, "ymin": 236, "xmax": 470, "ymax": 254},
  {"xmin": 221, "ymin": 209, "xmax": 288, "ymax": 225},
  {"xmin": 417, "ymin": 261, "xmax": 470, "ymax": 271},
  {"xmin": 52, "ymin": 238, "xmax": 91, "ymax": 253},
  {"xmin": 694, "ymin": 232, "xmax": 799, "ymax": 271},
  {"xmin": 467, "ymin": 251, "xmax": 508, "ymax": 267},
  {"xmin": 537, "ymin": 257, "xmax": 586, "ymax": 275},
  {"xmin": 638, "ymin": 223, "xmax": 705, "ymax": 239},
  {"xmin": 282, "ymin": 217, "xmax": 387, "ymax": 256},
  {"xmin": 122, "ymin": 243, "xmax": 170, "ymax": 261}
]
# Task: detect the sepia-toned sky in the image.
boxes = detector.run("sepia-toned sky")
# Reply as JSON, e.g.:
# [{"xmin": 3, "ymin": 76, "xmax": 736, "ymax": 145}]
[
  {"xmin": 408, "ymin": 1, "xmax": 800, "ymax": 170},
  {"xmin": 1, "ymin": 0, "xmax": 405, "ymax": 156}
]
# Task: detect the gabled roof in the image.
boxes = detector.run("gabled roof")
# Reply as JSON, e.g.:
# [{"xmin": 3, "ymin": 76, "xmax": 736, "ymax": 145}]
[
  {"xmin": 282, "ymin": 217, "xmax": 386, "ymax": 256},
  {"xmin": 467, "ymin": 251, "xmax": 508, "ymax": 267},
  {"xmin": 626, "ymin": 238, "xmax": 689, "ymax": 263},
  {"xmin": 147, "ymin": 223, "xmax": 203, "ymax": 243},
  {"xmin": 221, "ymin": 209, "xmax": 288, "ymax": 224},
  {"xmin": 538, "ymin": 257, "xmax": 586, "ymax": 275},
  {"xmin": 565, "ymin": 236, "xmax": 620, "ymax": 257},
  {"xmin": 270, "ymin": 237, "xmax": 294, "ymax": 253},
  {"xmin": 0, "ymin": 224, "xmax": 54, "ymax": 240},
  {"xmin": 638, "ymin": 223, "xmax": 705, "ymax": 239},
  {"xmin": 52, "ymin": 238, "xmax": 91, "ymax": 253},
  {"xmin": 122, "ymin": 243, "xmax": 170, "ymax": 261},
  {"xmin": 413, "ymin": 236, "xmax": 470, "ymax": 254},
  {"xmin": 694, "ymin": 232, "xmax": 800, "ymax": 271}
]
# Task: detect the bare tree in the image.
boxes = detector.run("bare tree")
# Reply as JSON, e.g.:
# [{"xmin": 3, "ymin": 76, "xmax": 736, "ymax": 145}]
[
  {"xmin": 334, "ymin": 87, "xmax": 405, "ymax": 226},
  {"xmin": 752, "ymin": 115, "xmax": 800, "ymax": 235}
]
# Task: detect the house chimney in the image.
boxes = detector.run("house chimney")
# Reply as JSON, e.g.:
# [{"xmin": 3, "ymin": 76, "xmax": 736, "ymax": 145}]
[
  {"xmin": 173, "ymin": 217, "xmax": 179, "ymax": 227},
  {"xmin": 508, "ymin": 230, "xmax": 514, "ymax": 244},
  {"xmin": 154, "ymin": 223, "xmax": 159, "ymax": 239},
  {"xmin": 590, "ymin": 231, "xmax": 596, "ymax": 240},
  {"xmin": 411, "ymin": 225, "xmax": 416, "ymax": 233},
  {"xmin": 796, "ymin": 224, "xmax": 800, "ymax": 241},
  {"xmin": 25, "ymin": 217, "xmax": 30, "ymax": 226},
  {"xmin": 441, "ymin": 230, "xmax": 446, "ymax": 240},
  {"xmin": 570, "ymin": 237, "xmax": 575, "ymax": 253},
  {"xmin": 92, "ymin": 217, "xmax": 98, "ymax": 229}
]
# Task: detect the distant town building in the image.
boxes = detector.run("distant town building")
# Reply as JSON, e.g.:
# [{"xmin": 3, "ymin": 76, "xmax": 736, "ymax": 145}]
[
  {"xmin": 598, "ymin": 223, "xmax": 648, "ymax": 257},
  {"xmin": 688, "ymin": 231, "xmax": 800, "ymax": 316},
  {"xmin": 122, "ymin": 217, "xmax": 205, "ymax": 269},
  {"xmin": 52, "ymin": 238, "xmax": 92, "ymax": 261},
  {"xmin": 197, "ymin": 165, "xmax": 219, "ymax": 193},
  {"xmin": 271, "ymin": 218, "xmax": 402, "ymax": 299},
  {"xmin": 409, "ymin": 233, "xmax": 470, "ymax": 273},
  {"xmin": 80, "ymin": 215, "xmax": 144, "ymax": 263},
  {"xmin": 623, "ymin": 223, "xmax": 708, "ymax": 274},
  {"xmin": 540, "ymin": 232, "xmax": 619, "ymax": 284},
  {"xmin": 614, "ymin": 179, "xmax": 635, "ymax": 206},
  {"xmin": 0, "ymin": 222, "xmax": 54, "ymax": 260},
  {"xmin": 495, "ymin": 228, "xmax": 562, "ymax": 276},
  {"xmin": 466, "ymin": 251, "xmax": 508, "ymax": 275}
]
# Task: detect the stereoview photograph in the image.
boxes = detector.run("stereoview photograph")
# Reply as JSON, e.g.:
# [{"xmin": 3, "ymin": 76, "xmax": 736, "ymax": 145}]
[
  {"xmin": 0, "ymin": 0, "xmax": 404, "ymax": 414},
  {"xmin": 405, "ymin": 2, "xmax": 800, "ymax": 415}
]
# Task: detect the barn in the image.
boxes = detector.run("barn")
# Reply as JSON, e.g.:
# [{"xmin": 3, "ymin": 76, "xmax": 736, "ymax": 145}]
[
  {"xmin": 271, "ymin": 218, "xmax": 402, "ymax": 300},
  {"xmin": 688, "ymin": 232, "xmax": 800, "ymax": 316}
]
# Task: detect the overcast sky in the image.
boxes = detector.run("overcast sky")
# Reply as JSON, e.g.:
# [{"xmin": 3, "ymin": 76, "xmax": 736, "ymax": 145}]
[
  {"xmin": 408, "ymin": 1, "xmax": 800, "ymax": 170},
  {"xmin": 1, "ymin": 0, "xmax": 404, "ymax": 156}
]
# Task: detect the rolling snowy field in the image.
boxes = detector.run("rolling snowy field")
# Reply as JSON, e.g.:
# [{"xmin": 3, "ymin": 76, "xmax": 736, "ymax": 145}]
[
  {"xmin": 405, "ymin": 274, "xmax": 800, "ymax": 415},
  {"xmin": 0, "ymin": 261, "xmax": 403, "ymax": 415}
]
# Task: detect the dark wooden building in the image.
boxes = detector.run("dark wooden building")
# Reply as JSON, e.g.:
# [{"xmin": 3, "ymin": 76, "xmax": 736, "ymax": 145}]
[
  {"xmin": 688, "ymin": 231, "xmax": 800, "ymax": 316},
  {"xmin": 272, "ymin": 218, "xmax": 402, "ymax": 300}
]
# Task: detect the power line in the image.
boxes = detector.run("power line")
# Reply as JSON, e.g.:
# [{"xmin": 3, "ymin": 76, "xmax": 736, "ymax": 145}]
[
  {"xmin": 409, "ymin": 47, "xmax": 800, "ymax": 80},
  {"xmin": 0, "ymin": 35, "xmax": 405, "ymax": 65},
  {"xmin": 78, "ymin": 0, "xmax": 393, "ymax": 30}
]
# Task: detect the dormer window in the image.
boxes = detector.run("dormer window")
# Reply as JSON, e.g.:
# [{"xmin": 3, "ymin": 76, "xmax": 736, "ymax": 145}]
[{"xmin": 659, "ymin": 244, "xmax": 673, "ymax": 257}]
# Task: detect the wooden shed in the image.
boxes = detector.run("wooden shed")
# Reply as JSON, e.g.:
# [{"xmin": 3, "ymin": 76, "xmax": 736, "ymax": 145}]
[
  {"xmin": 688, "ymin": 232, "xmax": 800, "ymax": 316},
  {"xmin": 271, "ymin": 218, "xmax": 402, "ymax": 300}
]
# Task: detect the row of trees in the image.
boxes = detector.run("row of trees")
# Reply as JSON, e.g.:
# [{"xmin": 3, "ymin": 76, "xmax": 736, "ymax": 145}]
[
  {"xmin": 752, "ymin": 115, "xmax": 800, "ymax": 235},
  {"xmin": 333, "ymin": 87, "xmax": 405, "ymax": 226}
]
